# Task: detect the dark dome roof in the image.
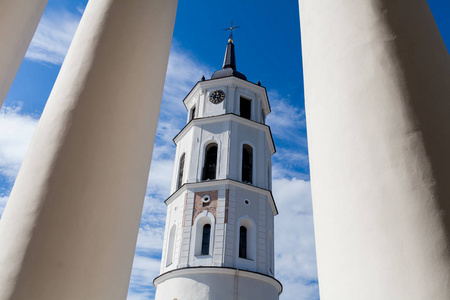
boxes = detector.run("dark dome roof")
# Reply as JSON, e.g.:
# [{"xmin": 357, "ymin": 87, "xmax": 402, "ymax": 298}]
[
  {"xmin": 211, "ymin": 68, "xmax": 247, "ymax": 80},
  {"xmin": 211, "ymin": 39, "xmax": 247, "ymax": 81}
]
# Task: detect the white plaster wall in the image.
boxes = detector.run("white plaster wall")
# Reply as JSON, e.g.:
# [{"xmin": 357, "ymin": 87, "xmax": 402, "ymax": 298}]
[
  {"xmin": 161, "ymin": 192, "xmax": 186, "ymax": 273},
  {"xmin": 171, "ymin": 129, "xmax": 194, "ymax": 193},
  {"xmin": 184, "ymin": 77, "xmax": 270, "ymax": 124},
  {"xmin": 0, "ymin": 1, "xmax": 177, "ymax": 299},
  {"xmin": 163, "ymin": 181, "xmax": 275, "ymax": 276},
  {"xmin": 299, "ymin": 0, "xmax": 450, "ymax": 299},
  {"xmin": 228, "ymin": 121, "xmax": 273, "ymax": 189},
  {"xmin": 179, "ymin": 190, "xmax": 196, "ymax": 268},
  {"xmin": 154, "ymin": 268, "xmax": 281, "ymax": 300},
  {"xmin": 174, "ymin": 118, "xmax": 272, "ymax": 190},
  {"xmin": 203, "ymin": 85, "xmax": 228, "ymax": 117},
  {"xmin": 227, "ymin": 186, "xmax": 273, "ymax": 275}
]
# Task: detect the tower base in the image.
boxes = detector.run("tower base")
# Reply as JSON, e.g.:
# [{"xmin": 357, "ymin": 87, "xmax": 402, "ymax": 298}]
[{"xmin": 153, "ymin": 267, "xmax": 282, "ymax": 300}]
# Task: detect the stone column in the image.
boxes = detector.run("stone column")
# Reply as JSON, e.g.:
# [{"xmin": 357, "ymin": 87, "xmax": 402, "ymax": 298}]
[
  {"xmin": 0, "ymin": 0, "xmax": 177, "ymax": 299},
  {"xmin": 0, "ymin": 0, "xmax": 49, "ymax": 107},
  {"xmin": 299, "ymin": 0, "xmax": 450, "ymax": 299}
]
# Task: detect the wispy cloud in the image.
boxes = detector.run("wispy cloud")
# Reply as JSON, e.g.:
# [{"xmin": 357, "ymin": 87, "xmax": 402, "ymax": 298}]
[
  {"xmin": 0, "ymin": 196, "xmax": 8, "ymax": 217},
  {"xmin": 267, "ymin": 90, "xmax": 307, "ymax": 144},
  {"xmin": 0, "ymin": 105, "xmax": 39, "ymax": 182},
  {"xmin": 267, "ymin": 91, "xmax": 310, "ymax": 179},
  {"xmin": 273, "ymin": 178, "xmax": 319, "ymax": 300},
  {"xmin": 128, "ymin": 255, "xmax": 161, "ymax": 300},
  {"xmin": 25, "ymin": 10, "xmax": 82, "ymax": 65},
  {"xmin": 76, "ymin": 4, "xmax": 86, "ymax": 15},
  {"xmin": 0, "ymin": 24, "xmax": 318, "ymax": 299}
]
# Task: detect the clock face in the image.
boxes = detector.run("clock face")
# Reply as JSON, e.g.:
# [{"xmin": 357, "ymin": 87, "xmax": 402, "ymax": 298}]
[{"xmin": 209, "ymin": 90, "xmax": 226, "ymax": 104}]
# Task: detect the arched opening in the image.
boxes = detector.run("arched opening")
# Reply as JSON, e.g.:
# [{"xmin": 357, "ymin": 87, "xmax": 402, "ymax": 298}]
[
  {"xmin": 166, "ymin": 225, "xmax": 176, "ymax": 266},
  {"xmin": 192, "ymin": 213, "xmax": 215, "ymax": 258},
  {"xmin": 177, "ymin": 153, "xmax": 185, "ymax": 189},
  {"xmin": 236, "ymin": 217, "xmax": 256, "ymax": 266},
  {"xmin": 190, "ymin": 106, "xmax": 196, "ymax": 121},
  {"xmin": 269, "ymin": 231, "xmax": 273, "ymax": 275},
  {"xmin": 242, "ymin": 144, "xmax": 253, "ymax": 184},
  {"xmin": 239, "ymin": 226, "xmax": 248, "ymax": 259},
  {"xmin": 202, "ymin": 143, "xmax": 217, "ymax": 180},
  {"xmin": 201, "ymin": 224, "xmax": 211, "ymax": 255}
]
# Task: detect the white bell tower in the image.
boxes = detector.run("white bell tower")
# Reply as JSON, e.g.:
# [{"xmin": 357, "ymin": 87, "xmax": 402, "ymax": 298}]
[{"xmin": 153, "ymin": 37, "xmax": 282, "ymax": 300}]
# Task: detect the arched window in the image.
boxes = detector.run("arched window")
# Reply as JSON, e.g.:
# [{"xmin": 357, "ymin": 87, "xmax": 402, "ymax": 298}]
[
  {"xmin": 193, "ymin": 213, "xmax": 215, "ymax": 257},
  {"xmin": 202, "ymin": 143, "xmax": 217, "ymax": 180},
  {"xmin": 177, "ymin": 153, "xmax": 185, "ymax": 188},
  {"xmin": 239, "ymin": 226, "xmax": 247, "ymax": 259},
  {"xmin": 201, "ymin": 224, "xmax": 211, "ymax": 255},
  {"xmin": 242, "ymin": 144, "xmax": 253, "ymax": 184},
  {"xmin": 190, "ymin": 106, "xmax": 196, "ymax": 121},
  {"xmin": 268, "ymin": 231, "xmax": 273, "ymax": 275},
  {"xmin": 166, "ymin": 225, "xmax": 176, "ymax": 266}
]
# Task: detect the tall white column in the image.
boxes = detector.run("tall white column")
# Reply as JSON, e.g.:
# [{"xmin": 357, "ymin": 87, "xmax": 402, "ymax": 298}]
[
  {"xmin": 299, "ymin": 0, "xmax": 450, "ymax": 299},
  {"xmin": 0, "ymin": 0, "xmax": 49, "ymax": 107},
  {"xmin": 0, "ymin": 0, "xmax": 177, "ymax": 299}
]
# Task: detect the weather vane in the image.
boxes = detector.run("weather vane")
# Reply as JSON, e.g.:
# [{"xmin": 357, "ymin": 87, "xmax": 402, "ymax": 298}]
[{"xmin": 223, "ymin": 21, "xmax": 239, "ymax": 41}]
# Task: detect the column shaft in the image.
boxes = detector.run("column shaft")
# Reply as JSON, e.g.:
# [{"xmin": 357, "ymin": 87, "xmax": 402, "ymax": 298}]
[
  {"xmin": 0, "ymin": 0, "xmax": 177, "ymax": 299},
  {"xmin": 0, "ymin": 0, "xmax": 49, "ymax": 107},
  {"xmin": 299, "ymin": 0, "xmax": 450, "ymax": 299}
]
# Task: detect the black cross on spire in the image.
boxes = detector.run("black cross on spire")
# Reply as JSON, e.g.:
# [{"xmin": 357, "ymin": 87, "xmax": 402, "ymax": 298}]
[{"xmin": 223, "ymin": 21, "xmax": 240, "ymax": 41}]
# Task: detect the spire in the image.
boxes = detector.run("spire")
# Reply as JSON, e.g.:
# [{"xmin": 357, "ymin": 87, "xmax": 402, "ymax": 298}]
[
  {"xmin": 211, "ymin": 37, "xmax": 247, "ymax": 81},
  {"xmin": 222, "ymin": 40, "xmax": 236, "ymax": 70}
]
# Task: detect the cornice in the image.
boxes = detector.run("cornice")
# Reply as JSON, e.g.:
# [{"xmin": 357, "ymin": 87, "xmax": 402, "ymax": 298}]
[
  {"xmin": 153, "ymin": 266, "xmax": 283, "ymax": 294},
  {"xmin": 182, "ymin": 77, "xmax": 271, "ymax": 113},
  {"xmin": 165, "ymin": 178, "xmax": 279, "ymax": 216},
  {"xmin": 173, "ymin": 113, "xmax": 276, "ymax": 155}
]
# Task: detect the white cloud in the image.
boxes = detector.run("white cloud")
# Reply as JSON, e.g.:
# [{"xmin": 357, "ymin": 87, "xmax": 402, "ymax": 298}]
[
  {"xmin": 273, "ymin": 178, "xmax": 319, "ymax": 300},
  {"xmin": 267, "ymin": 90, "xmax": 307, "ymax": 146},
  {"xmin": 163, "ymin": 44, "xmax": 213, "ymax": 113},
  {"xmin": 1, "ymin": 26, "xmax": 318, "ymax": 298},
  {"xmin": 272, "ymin": 149, "xmax": 310, "ymax": 180},
  {"xmin": 128, "ymin": 255, "xmax": 161, "ymax": 300},
  {"xmin": 146, "ymin": 156, "xmax": 174, "ymax": 199},
  {"xmin": 25, "ymin": 10, "xmax": 82, "ymax": 65},
  {"xmin": 0, "ymin": 196, "xmax": 8, "ymax": 216},
  {"xmin": 0, "ymin": 106, "xmax": 39, "ymax": 180},
  {"xmin": 135, "ymin": 195, "xmax": 167, "ymax": 253},
  {"xmin": 76, "ymin": 4, "xmax": 86, "ymax": 15}
]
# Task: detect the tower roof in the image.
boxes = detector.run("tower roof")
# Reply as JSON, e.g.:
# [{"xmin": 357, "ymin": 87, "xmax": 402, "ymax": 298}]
[{"xmin": 211, "ymin": 39, "xmax": 247, "ymax": 80}]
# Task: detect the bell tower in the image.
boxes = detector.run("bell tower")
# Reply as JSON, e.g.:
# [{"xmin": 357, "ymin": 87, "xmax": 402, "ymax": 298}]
[{"xmin": 153, "ymin": 37, "xmax": 282, "ymax": 300}]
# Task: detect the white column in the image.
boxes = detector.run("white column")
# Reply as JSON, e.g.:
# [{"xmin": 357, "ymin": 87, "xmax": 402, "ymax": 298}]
[
  {"xmin": 0, "ymin": 0, "xmax": 177, "ymax": 299},
  {"xmin": 299, "ymin": 0, "xmax": 450, "ymax": 299},
  {"xmin": 0, "ymin": 0, "xmax": 49, "ymax": 107}
]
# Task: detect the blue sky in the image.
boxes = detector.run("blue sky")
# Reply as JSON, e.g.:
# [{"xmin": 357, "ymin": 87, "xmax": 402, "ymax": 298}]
[{"xmin": 0, "ymin": 1, "xmax": 449, "ymax": 299}]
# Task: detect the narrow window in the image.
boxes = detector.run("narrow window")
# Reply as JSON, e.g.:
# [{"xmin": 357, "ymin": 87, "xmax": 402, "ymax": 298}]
[
  {"xmin": 166, "ymin": 225, "xmax": 176, "ymax": 266},
  {"xmin": 177, "ymin": 153, "xmax": 185, "ymax": 189},
  {"xmin": 190, "ymin": 106, "xmax": 196, "ymax": 121},
  {"xmin": 202, "ymin": 143, "xmax": 217, "ymax": 180},
  {"xmin": 261, "ymin": 110, "xmax": 266, "ymax": 123},
  {"xmin": 269, "ymin": 232, "xmax": 273, "ymax": 274},
  {"xmin": 239, "ymin": 226, "xmax": 247, "ymax": 259},
  {"xmin": 201, "ymin": 224, "xmax": 211, "ymax": 255},
  {"xmin": 242, "ymin": 144, "xmax": 253, "ymax": 184},
  {"xmin": 240, "ymin": 97, "xmax": 251, "ymax": 119}
]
